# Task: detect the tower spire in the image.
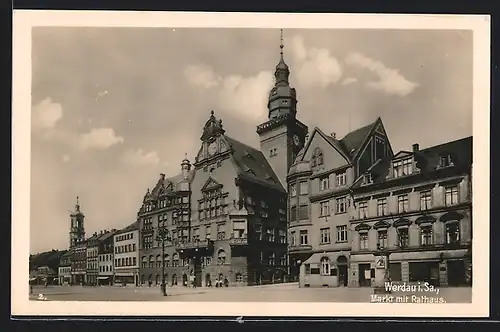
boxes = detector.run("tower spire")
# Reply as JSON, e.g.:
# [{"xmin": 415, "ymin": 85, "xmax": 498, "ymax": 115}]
[{"xmin": 280, "ymin": 29, "xmax": 284, "ymax": 59}]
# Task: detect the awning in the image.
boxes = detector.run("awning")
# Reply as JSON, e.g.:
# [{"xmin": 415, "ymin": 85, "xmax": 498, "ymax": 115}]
[{"xmin": 97, "ymin": 276, "xmax": 110, "ymax": 280}]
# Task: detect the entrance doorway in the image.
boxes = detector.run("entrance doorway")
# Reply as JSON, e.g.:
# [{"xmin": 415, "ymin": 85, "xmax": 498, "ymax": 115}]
[
  {"xmin": 337, "ymin": 255, "xmax": 348, "ymax": 287},
  {"xmin": 358, "ymin": 263, "xmax": 371, "ymax": 287},
  {"xmin": 193, "ymin": 256, "xmax": 202, "ymax": 287},
  {"xmin": 205, "ymin": 273, "xmax": 211, "ymax": 287},
  {"xmin": 447, "ymin": 260, "xmax": 466, "ymax": 286},
  {"xmin": 182, "ymin": 273, "xmax": 188, "ymax": 287}
]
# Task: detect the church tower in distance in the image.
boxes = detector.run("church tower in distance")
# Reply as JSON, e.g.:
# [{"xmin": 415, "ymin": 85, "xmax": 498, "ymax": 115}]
[
  {"xmin": 69, "ymin": 196, "xmax": 85, "ymax": 248},
  {"xmin": 257, "ymin": 29, "xmax": 308, "ymax": 189}
]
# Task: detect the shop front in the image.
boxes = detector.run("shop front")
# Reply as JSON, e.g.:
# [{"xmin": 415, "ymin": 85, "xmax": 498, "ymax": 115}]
[
  {"xmin": 114, "ymin": 270, "xmax": 139, "ymax": 286},
  {"xmin": 299, "ymin": 252, "xmax": 350, "ymax": 288}
]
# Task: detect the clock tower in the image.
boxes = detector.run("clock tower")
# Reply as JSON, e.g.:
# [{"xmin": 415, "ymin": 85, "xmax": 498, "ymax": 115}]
[{"xmin": 257, "ymin": 29, "xmax": 308, "ymax": 189}]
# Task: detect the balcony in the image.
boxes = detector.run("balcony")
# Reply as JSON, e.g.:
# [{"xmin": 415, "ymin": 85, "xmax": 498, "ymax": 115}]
[
  {"xmin": 229, "ymin": 237, "xmax": 248, "ymax": 246},
  {"xmin": 288, "ymin": 244, "xmax": 313, "ymax": 253}
]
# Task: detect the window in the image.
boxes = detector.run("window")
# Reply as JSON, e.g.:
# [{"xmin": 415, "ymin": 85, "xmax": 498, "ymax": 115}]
[
  {"xmin": 133, "ymin": 257, "xmax": 136, "ymax": 266},
  {"xmin": 270, "ymin": 148, "xmax": 278, "ymax": 157},
  {"xmin": 299, "ymin": 230, "xmax": 308, "ymax": 245},
  {"xmin": 311, "ymin": 148, "xmax": 324, "ymax": 167},
  {"xmin": 217, "ymin": 224, "xmax": 226, "ymax": 240},
  {"xmin": 336, "ymin": 225, "xmax": 348, "ymax": 243},
  {"xmin": 320, "ymin": 257, "xmax": 331, "ymax": 276},
  {"xmin": 397, "ymin": 195, "xmax": 409, "ymax": 213},
  {"xmin": 279, "ymin": 255, "xmax": 287, "ymax": 266},
  {"xmin": 278, "ymin": 229, "xmax": 286, "ymax": 243},
  {"xmin": 421, "ymin": 225, "xmax": 433, "ymax": 246},
  {"xmin": 192, "ymin": 228, "xmax": 200, "ymax": 242},
  {"xmin": 393, "ymin": 158, "xmax": 413, "ymax": 178},
  {"xmin": 217, "ymin": 249, "xmax": 226, "ymax": 265},
  {"xmin": 290, "ymin": 204, "xmax": 297, "ymax": 222},
  {"xmin": 290, "ymin": 184, "xmax": 297, "ymax": 197},
  {"xmin": 290, "ymin": 231, "xmax": 296, "ymax": 246},
  {"xmin": 445, "ymin": 222, "xmax": 460, "ymax": 245},
  {"xmin": 255, "ymin": 225, "xmax": 262, "ymax": 241},
  {"xmin": 359, "ymin": 201, "xmax": 368, "ymax": 218},
  {"xmin": 132, "ymin": 243, "xmax": 136, "ymax": 251},
  {"xmin": 205, "ymin": 226, "xmax": 211, "ymax": 240},
  {"xmin": 377, "ymin": 198, "xmax": 387, "ymax": 216},
  {"xmin": 299, "ymin": 181, "xmax": 308, "ymax": 195},
  {"xmin": 336, "ymin": 197, "xmax": 347, "ymax": 214},
  {"xmin": 268, "ymin": 253, "xmax": 275, "ymax": 266},
  {"xmin": 320, "ymin": 228, "xmax": 331, "ymax": 244},
  {"xmin": 362, "ymin": 173, "xmax": 373, "ymax": 185},
  {"xmin": 320, "ymin": 201, "xmax": 330, "ymax": 217},
  {"xmin": 359, "ymin": 232, "xmax": 368, "ymax": 250},
  {"xmin": 397, "ymin": 228, "xmax": 409, "ymax": 248},
  {"xmin": 336, "ymin": 172, "xmax": 346, "ymax": 187},
  {"xmin": 378, "ymin": 230, "xmax": 388, "ymax": 249},
  {"xmin": 205, "ymin": 257, "xmax": 212, "ymax": 266},
  {"xmin": 292, "ymin": 202, "xmax": 304, "ymax": 220},
  {"xmin": 440, "ymin": 154, "xmax": 454, "ymax": 167},
  {"xmin": 266, "ymin": 228, "xmax": 275, "ymax": 242},
  {"xmin": 319, "ymin": 176, "xmax": 329, "ymax": 191},
  {"xmin": 199, "ymin": 188, "xmax": 226, "ymax": 220},
  {"xmin": 148, "ymin": 255, "xmax": 154, "ymax": 268},
  {"xmin": 143, "ymin": 235, "xmax": 153, "ymax": 249},
  {"xmin": 420, "ymin": 191, "xmax": 432, "ymax": 210},
  {"xmin": 172, "ymin": 253, "xmax": 179, "ymax": 267},
  {"xmin": 445, "ymin": 186, "xmax": 459, "ymax": 206}
]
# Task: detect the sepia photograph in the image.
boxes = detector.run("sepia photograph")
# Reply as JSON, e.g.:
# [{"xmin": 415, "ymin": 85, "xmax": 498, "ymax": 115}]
[{"xmin": 12, "ymin": 11, "xmax": 490, "ymax": 317}]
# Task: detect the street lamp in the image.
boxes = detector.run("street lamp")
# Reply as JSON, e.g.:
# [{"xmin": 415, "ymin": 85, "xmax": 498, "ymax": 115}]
[{"xmin": 156, "ymin": 227, "xmax": 171, "ymax": 296}]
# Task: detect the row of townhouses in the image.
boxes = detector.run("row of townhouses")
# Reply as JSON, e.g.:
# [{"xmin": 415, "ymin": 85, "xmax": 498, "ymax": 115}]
[{"xmin": 32, "ymin": 35, "xmax": 472, "ymax": 288}]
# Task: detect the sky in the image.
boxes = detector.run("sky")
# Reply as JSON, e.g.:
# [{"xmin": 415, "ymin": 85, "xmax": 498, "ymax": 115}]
[{"xmin": 30, "ymin": 27, "xmax": 473, "ymax": 254}]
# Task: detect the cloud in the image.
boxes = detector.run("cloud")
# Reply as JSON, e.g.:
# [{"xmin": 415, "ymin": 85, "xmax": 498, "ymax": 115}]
[
  {"xmin": 289, "ymin": 36, "xmax": 343, "ymax": 88},
  {"xmin": 78, "ymin": 128, "xmax": 124, "ymax": 151},
  {"xmin": 122, "ymin": 148, "xmax": 160, "ymax": 166},
  {"xmin": 342, "ymin": 77, "xmax": 358, "ymax": 86},
  {"xmin": 184, "ymin": 64, "xmax": 221, "ymax": 89},
  {"xmin": 345, "ymin": 52, "xmax": 419, "ymax": 96},
  {"xmin": 32, "ymin": 97, "xmax": 63, "ymax": 130},
  {"xmin": 185, "ymin": 65, "xmax": 274, "ymax": 121}
]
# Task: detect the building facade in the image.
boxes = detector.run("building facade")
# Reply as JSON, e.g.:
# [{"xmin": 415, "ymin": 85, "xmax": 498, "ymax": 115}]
[
  {"xmin": 113, "ymin": 222, "xmax": 140, "ymax": 286},
  {"xmin": 69, "ymin": 197, "xmax": 87, "ymax": 285},
  {"xmin": 58, "ymin": 251, "xmax": 72, "ymax": 285},
  {"xmin": 98, "ymin": 230, "xmax": 117, "ymax": 285},
  {"xmin": 288, "ymin": 119, "xmax": 393, "ymax": 285},
  {"xmin": 86, "ymin": 233, "xmax": 100, "ymax": 286},
  {"xmin": 348, "ymin": 137, "xmax": 472, "ymax": 287}
]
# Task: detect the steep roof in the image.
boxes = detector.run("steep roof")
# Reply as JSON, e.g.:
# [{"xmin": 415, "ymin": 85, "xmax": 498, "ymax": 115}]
[
  {"xmin": 115, "ymin": 221, "xmax": 139, "ymax": 235},
  {"xmin": 339, "ymin": 118, "xmax": 379, "ymax": 157},
  {"xmin": 354, "ymin": 136, "xmax": 472, "ymax": 186},
  {"xmin": 224, "ymin": 136, "xmax": 285, "ymax": 192}
]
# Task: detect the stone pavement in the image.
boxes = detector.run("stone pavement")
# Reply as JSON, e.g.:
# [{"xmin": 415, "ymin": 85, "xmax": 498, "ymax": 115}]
[{"xmin": 29, "ymin": 283, "xmax": 472, "ymax": 303}]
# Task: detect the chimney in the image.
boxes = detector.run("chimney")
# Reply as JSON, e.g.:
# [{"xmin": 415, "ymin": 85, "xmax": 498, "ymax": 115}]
[{"xmin": 412, "ymin": 143, "xmax": 419, "ymax": 153}]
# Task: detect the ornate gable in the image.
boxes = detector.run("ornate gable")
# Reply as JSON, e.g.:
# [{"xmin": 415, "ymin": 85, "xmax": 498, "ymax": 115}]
[{"xmin": 201, "ymin": 177, "xmax": 223, "ymax": 192}]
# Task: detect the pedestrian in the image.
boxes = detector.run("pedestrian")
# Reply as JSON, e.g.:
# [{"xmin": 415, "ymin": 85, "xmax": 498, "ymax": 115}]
[{"xmin": 224, "ymin": 277, "xmax": 229, "ymax": 288}]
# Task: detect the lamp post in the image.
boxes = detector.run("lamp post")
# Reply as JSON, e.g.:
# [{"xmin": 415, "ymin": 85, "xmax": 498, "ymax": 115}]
[{"xmin": 156, "ymin": 227, "xmax": 171, "ymax": 296}]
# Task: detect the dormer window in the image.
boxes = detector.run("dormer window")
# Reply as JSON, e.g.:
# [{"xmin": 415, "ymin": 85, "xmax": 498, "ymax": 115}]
[
  {"xmin": 439, "ymin": 154, "xmax": 454, "ymax": 168},
  {"xmin": 311, "ymin": 148, "xmax": 324, "ymax": 167},
  {"xmin": 362, "ymin": 173, "xmax": 373, "ymax": 185},
  {"xmin": 393, "ymin": 158, "xmax": 413, "ymax": 178}
]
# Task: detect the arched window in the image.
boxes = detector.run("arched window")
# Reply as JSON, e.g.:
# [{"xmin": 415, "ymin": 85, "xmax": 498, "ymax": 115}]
[
  {"xmin": 311, "ymin": 148, "xmax": 324, "ymax": 167},
  {"xmin": 141, "ymin": 256, "xmax": 147, "ymax": 268},
  {"xmin": 156, "ymin": 255, "xmax": 161, "ymax": 268},
  {"xmin": 164, "ymin": 254, "xmax": 170, "ymax": 267},
  {"xmin": 217, "ymin": 249, "xmax": 226, "ymax": 265},
  {"xmin": 148, "ymin": 255, "xmax": 154, "ymax": 268},
  {"xmin": 235, "ymin": 272, "xmax": 243, "ymax": 283},
  {"xmin": 172, "ymin": 274, "xmax": 177, "ymax": 286},
  {"xmin": 321, "ymin": 257, "xmax": 331, "ymax": 276},
  {"xmin": 172, "ymin": 253, "xmax": 179, "ymax": 267}
]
